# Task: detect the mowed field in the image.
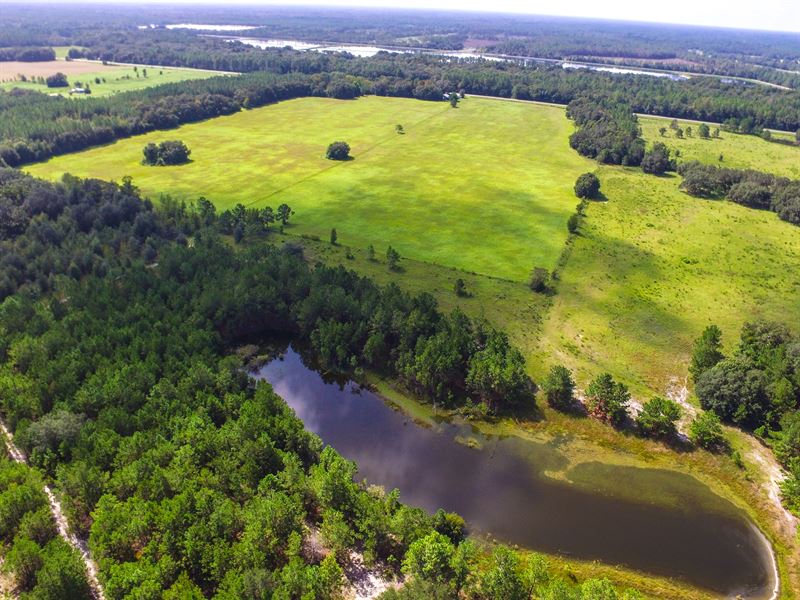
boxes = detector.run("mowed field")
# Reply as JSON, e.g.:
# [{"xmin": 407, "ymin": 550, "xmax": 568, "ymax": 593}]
[
  {"xmin": 28, "ymin": 96, "xmax": 594, "ymax": 281},
  {"xmin": 0, "ymin": 61, "xmax": 219, "ymax": 97}
]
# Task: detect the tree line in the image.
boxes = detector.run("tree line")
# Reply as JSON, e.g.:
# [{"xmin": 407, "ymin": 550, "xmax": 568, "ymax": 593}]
[
  {"xmin": 677, "ymin": 161, "xmax": 800, "ymax": 226},
  {"xmin": 4, "ymin": 45, "xmax": 800, "ymax": 167},
  {"xmin": 690, "ymin": 322, "xmax": 800, "ymax": 514},
  {"xmin": 0, "ymin": 46, "xmax": 55, "ymax": 62}
]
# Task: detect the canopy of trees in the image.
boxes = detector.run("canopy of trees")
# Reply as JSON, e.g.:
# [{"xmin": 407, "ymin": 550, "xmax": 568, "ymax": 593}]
[
  {"xmin": 567, "ymin": 98, "xmax": 645, "ymax": 166},
  {"xmin": 678, "ymin": 161, "xmax": 800, "ymax": 226},
  {"xmin": 0, "ymin": 46, "xmax": 55, "ymax": 61},
  {"xmin": 691, "ymin": 322, "xmax": 800, "ymax": 512},
  {"xmin": 142, "ymin": 140, "xmax": 191, "ymax": 166}
]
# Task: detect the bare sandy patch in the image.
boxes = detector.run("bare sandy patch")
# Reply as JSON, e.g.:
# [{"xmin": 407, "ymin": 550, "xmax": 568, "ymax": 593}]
[{"xmin": 0, "ymin": 60, "xmax": 116, "ymax": 81}]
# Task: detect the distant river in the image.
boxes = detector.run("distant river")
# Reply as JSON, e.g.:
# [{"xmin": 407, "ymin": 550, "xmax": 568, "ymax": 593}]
[{"xmin": 256, "ymin": 347, "xmax": 775, "ymax": 599}]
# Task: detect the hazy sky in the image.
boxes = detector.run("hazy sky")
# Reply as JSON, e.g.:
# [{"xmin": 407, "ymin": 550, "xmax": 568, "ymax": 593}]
[
  {"xmin": 8, "ymin": 0, "xmax": 800, "ymax": 32},
  {"xmin": 274, "ymin": 0, "xmax": 799, "ymax": 32}
]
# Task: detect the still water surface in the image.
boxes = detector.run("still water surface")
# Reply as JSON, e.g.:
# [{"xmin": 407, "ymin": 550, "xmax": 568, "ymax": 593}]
[{"xmin": 257, "ymin": 347, "xmax": 773, "ymax": 598}]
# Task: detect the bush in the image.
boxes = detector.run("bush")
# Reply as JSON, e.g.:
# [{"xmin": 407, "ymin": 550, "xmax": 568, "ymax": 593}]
[
  {"xmin": 574, "ymin": 173, "xmax": 600, "ymax": 199},
  {"xmin": 567, "ymin": 213, "xmax": 579, "ymax": 234},
  {"xmin": 529, "ymin": 267, "xmax": 549, "ymax": 293},
  {"xmin": 636, "ymin": 396, "xmax": 681, "ymax": 438},
  {"xmin": 585, "ymin": 373, "xmax": 629, "ymax": 426},
  {"xmin": 541, "ymin": 365, "xmax": 575, "ymax": 411},
  {"xmin": 326, "ymin": 141, "xmax": 351, "ymax": 161},
  {"xmin": 689, "ymin": 411, "xmax": 727, "ymax": 451}
]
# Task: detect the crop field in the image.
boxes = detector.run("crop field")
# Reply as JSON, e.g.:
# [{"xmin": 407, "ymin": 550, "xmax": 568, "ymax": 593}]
[
  {"xmin": 0, "ymin": 61, "xmax": 219, "ymax": 97},
  {"xmin": 28, "ymin": 96, "xmax": 594, "ymax": 281},
  {"xmin": 640, "ymin": 116, "xmax": 800, "ymax": 179}
]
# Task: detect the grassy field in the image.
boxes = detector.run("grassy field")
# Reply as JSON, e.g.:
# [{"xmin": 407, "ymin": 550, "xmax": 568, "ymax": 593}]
[
  {"xmin": 537, "ymin": 167, "xmax": 800, "ymax": 393},
  {"xmin": 640, "ymin": 116, "xmax": 800, "ymax": 179},
  {"xmin": 27, "ymin": 96, "xmax": 594, "ymax": 281},
  {"xmin": 0, "ymin": 62, "xmax": 219, "ymax": 97}
]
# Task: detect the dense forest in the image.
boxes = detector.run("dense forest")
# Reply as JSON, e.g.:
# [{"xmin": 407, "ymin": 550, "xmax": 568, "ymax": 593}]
[
  {"xmin": 0, "ymin": 169, "xmax": 644, "ymax": 598},
  {"xmin": 3, "ymin": 47, "xmax": 800, "ymax": 168}
]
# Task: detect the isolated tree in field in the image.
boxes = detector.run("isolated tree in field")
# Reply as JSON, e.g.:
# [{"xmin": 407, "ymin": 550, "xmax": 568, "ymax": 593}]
[
  {"xmin": 585, "ymin": 373, "xmax": 629, "ymax": 426},
  {"xmin": 686, "ymin": 126, "xmax": 693, "ymax": 137},
  {"xmin": 675, "ymin": 128, "xmax": 684, "ymax": 139},
  {"xmin": 330, "ymin": 228, "xmax": 337, "ymax": 245},
  {"xmin": 689, "ymin": 324, "xmax": 724, "ymax": 382},
  {"xmin": 689, "ymin": 411, "xmax": 726, "ymax": 451},
  {"xmin": 45, "ymin": 72, "xmax": 68, "ymax": 88},
  {"xmin": 142, "ymin": 140, "xmax": 190, "ymax": 166},
  {"xmin": 326, "ymin": 141, "xmax": 351, "ymax": 161},
  {"xmin": 448, "ymin": 92, "xmax": 459, "ymax": 107},
  {"xmin": 641, "ymin": 142, "xmax": 673, "ymax": 175},
  {"xmin": 669, "ymin": 119, "xmax": 679, "ymax": 131},
  {"xmin": 659, "ymin": 127, "xmax": 667, "ymax": 137},
  {"xmin": 529, "ymin": 267, "xmax": 549, "ymax": 293},
  {"xmin": 698, "ymin": 123, "xmax": 710, "ymax": 138},
  {"xmin": 386, "ymin": 246, "xmax": 400, "ymax": 270},
  {"xmin": 276, "ymin": 203, "xmax": 293, "ymax": 226},
  {"xmin": 713, "ymin": 128, "xmax": 720, "ymax": 138},
  {"xmin": 454, "ymin": 278, "xmax": 468, "ymax": 297},
  {"xmin": 574, "ymin": 172, "xmax": 600, "ymax": 199},
  {"xmin": 637, "ymin": 396, "xmax": 681, "ymax": 438},
  {"xmin": 367, "ymin": 244, "xmax": 375, "ymax": 261},
  {"xmin": 396, "ymin": 124, "xmax": 404, "ymax": 134},
  {"xmin": 541, "ymin": 365, "xmax": 575, "ymax": 411}
]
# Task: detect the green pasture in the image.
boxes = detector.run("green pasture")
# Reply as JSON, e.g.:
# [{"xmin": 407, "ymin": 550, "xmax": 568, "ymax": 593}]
[
  {"xmin": 537, "ymin": 166, "xmax": 800, "ymax": 393},
  {"xmin": 28, "ymin": 96, "xmax": 594, "ymax": 281},
  {"xmin": 640, "ymin": 116, "xmax": 800, "ymax": 179},
  {"xmin": 1, "ymin": 64, "xmax": 219, "ymax": 97}
]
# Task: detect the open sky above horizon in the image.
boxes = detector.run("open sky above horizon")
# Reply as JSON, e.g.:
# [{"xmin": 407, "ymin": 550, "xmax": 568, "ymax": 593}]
[{"xmin": 14, "ymin": 0, "xmax": 800, "ymax": 33}]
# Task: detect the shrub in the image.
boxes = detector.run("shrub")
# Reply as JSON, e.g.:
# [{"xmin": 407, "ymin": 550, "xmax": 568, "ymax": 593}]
[
  {"xmin": 636, "ymin": 396, "xmax": 681, "ymax": 438},
  {"xmin": 689, "ymin": 411, "xmax": 726, "ymax": 451},
  {"xmin": 541, "ymin": 365, "xmax": 575, "ymax": 411},
  {"xmin": 585, "ymin": 373, "xmax": 629, "ymax": 426},
  {"xmin": 529, "ymin": 267, "xmax": 549, "ymax": 293}
]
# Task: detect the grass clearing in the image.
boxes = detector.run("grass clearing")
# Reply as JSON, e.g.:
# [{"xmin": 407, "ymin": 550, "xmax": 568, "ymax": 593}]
[
  {"xmin": 28, "ymin": 96, "xmax": 595, "ymax": 281},
  {"xmin": 640, "ymin": 116, "xmax": 800, "ymax": 179},
  {"xmin": 0, "ymin": 62, "xmax": 219, "ymax": 97}
]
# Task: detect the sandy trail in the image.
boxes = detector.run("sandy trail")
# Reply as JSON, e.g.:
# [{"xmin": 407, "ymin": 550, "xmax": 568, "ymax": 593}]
[{"xmin": 0, "ymin": 420, "xmax": 105, "ymax": 600}]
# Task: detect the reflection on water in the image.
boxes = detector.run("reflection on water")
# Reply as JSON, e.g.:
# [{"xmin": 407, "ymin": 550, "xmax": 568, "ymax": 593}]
[{"xmin": 256, "ymin": 347, "xmax": 773, "ymax": 598}]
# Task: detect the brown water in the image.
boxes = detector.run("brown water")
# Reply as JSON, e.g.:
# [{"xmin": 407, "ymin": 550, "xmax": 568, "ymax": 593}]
[{"xmin": 257, "ymin": 348, "xmax": 774, "ymax": 598}]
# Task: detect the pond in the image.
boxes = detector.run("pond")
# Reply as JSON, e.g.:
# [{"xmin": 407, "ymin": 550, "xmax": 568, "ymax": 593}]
[{"xmin": 256, "ymin": 347, "xmax": 775, "ymax": 598}]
